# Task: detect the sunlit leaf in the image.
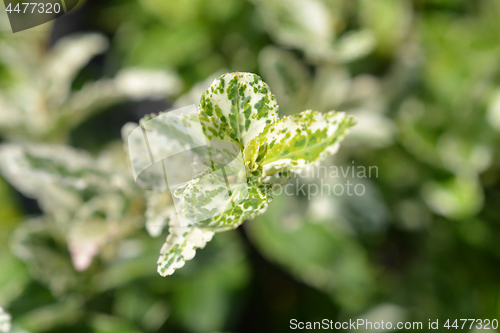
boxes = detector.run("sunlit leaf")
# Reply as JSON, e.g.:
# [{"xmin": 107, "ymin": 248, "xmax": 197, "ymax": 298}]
[
  {"xmin": 244, "ymin": 110, "xmax": 355, "ymax": 178},
  {"xmin": 178, "ymin": 175, "xmax": 273, "ymax": 232},
  {"xmin": 199, "ymin": 72, "xmax": 279, "ymax": 148}
]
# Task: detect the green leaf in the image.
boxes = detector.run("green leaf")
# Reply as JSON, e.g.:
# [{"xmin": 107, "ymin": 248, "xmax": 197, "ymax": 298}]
[
  {"xmin": 89, "ymin": 314, "xmax": 142, "ymax": 333},
  {"xmin": 168, "ymin": 232, "xmax": 250, "ymax": 333},
  {"xmin": 244, "ymin": 110, "xmax": 355, "ymax": 178},
  {"xmin": 199, "ymin": 72, "xmax": 279, "ymax": 148},
  {"xmin": 422, "ymin": 176, "xmax": 484, "ymax": 220},
  {"xmin": 258, "ymin": 46, "xmax": 311, "ymax": 116},
  {"xmin": 0, "ymin": 253, "xmax": 30, "ymax": 306},
  {"xmin": 246, "ymin": 194, "xmax": 375, "ymax": 311},
  {"xmin": 15, "ymin": 297, "xmax": 84, "ymax": 332}
]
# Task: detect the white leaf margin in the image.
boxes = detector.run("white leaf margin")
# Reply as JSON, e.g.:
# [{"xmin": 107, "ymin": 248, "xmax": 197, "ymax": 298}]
[{"xmin": 157, "ymin": 216, "xmax": 214, "ymax": 276}]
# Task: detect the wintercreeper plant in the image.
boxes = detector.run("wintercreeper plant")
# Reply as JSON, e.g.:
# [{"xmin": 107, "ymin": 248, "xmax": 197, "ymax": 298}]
[{"xmin": 135, "ymin": 72, "xmax": 356, "ymax": 276}]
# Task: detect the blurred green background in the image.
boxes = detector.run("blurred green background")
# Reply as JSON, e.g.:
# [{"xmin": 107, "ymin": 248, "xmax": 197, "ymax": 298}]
[{"xmin": 0, "ymin": 0, "xmax": 500, "ymax": 332}]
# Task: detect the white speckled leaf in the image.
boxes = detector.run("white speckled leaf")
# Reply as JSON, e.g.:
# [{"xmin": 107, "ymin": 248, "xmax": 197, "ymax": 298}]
[
  {"xmin": 156, "ymin": 180, "xmax": 272, "ymax": 276},
  {"xmin": 157, "ymin": 216, "xmax": 214, "ymax": 276},
  {"xmin": 176, "ymin": 171, "xmax": 273, "ymax": 232},
  {"xmin": 244, "ymin": 110, "xmax": 355, "ymax": 177},
  {"xmin": 195, "ymin": 182, "xmax": 273, "ymax": 232},
  {"xmin": 199, "ymin": 72, "xmax": 279, "ymax": 148}
]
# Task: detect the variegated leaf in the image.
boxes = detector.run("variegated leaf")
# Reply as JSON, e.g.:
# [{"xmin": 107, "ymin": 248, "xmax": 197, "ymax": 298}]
[
  {"xmin": 0, "ymin": 143, "xmax": 142, "ymax": 272},
  {"xmin": 244, "ymin": 110, "xmax": 355, "ymax": 177},
  {"xmin": 157, "ymin": 216, "xmax": 214, "ymax": 277},
  {"xmin": 134, "ymin": 73, "xmax": 356, "ymax": 277},
  {"xmin": 194, "ymin": 182, "xmax": 273, "ymax": 232},
  {"xmin": 199, "ymin": 72, "xmax": 279, "ymax": 148},
  {"xmin": 0, "ymin": 144, "xmax": 114, "ymax": 218},
  {"xmin": 58, "ymin": 69, "xmax": 182, "ymax": 134},
  {"xmin": 0, "ymin": 144, "xmax": 137, "ymax": 216},
  {"xmin": 44, "ymin": 33, "xmax": 108, "ymax": 104},
  {"xmin": 175, "ymin": 170, "xmax": 273, "ymax": 232},
  {"xmin": 157, "ymin": 180, "xmax": 272, "ymax": 276}
]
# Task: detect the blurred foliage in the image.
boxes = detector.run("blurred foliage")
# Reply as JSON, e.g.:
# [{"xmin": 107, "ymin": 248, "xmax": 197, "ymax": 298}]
[{"xmin": 1, "ymin": 0, "xmax": 500, "ymax": 332}]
